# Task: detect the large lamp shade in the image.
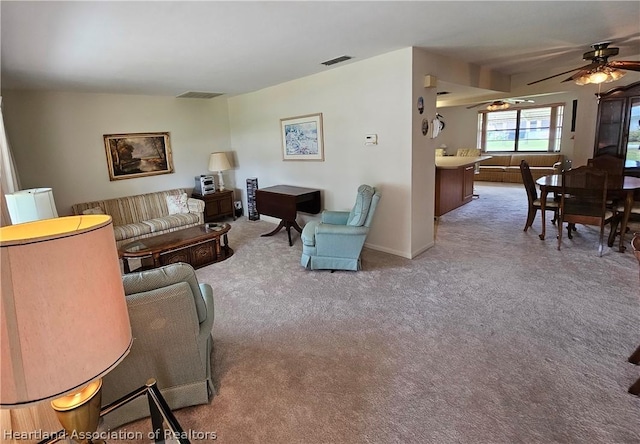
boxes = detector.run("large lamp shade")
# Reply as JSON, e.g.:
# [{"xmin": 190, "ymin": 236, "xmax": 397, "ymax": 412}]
[
  {"xmin": 208, "ymin": 152, "xmax": 232, "ymax": 191},
  {"xmin": 5, "ymin": 188, "xmax": 58, "ymax": 224},
  {"xmin": 0, "ymin": 215, "xmax": 132, "ymax": 407},
  {"xmin": 208, "ymin": 152, "xmax": 231, "ymax": 172}
]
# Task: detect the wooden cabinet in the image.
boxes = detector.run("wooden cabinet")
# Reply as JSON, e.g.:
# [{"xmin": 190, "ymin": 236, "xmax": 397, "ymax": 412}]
[
  {"xmin": 192, "ymin": 190, "xmax": 236, "ymax": 222},
  {"xmin": 462, "ymin": 165, "xmax": 475, "ymax": 201},
  {"xmin": 594, "ymin": 81, "xmax": 640, "ymax": 177},
  {"xmin": 434, "ymin": 156, "xmax": 488, "ymax": 216}
]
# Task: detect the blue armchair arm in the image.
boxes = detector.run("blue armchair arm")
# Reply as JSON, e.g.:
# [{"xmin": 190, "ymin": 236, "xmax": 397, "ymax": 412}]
[
  {"xmin": 316, "ymin": 224, "xmax": 369, "ymax": 236},
  {"xmin": 322, "ymin": 210, "xmax": 350, "ymax": 225}
]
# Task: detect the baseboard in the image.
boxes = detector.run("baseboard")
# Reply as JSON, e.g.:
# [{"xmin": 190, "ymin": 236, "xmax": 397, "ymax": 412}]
[{"xmin": 363, "ymin": 241, "xmax": 435, "ymax": 259}]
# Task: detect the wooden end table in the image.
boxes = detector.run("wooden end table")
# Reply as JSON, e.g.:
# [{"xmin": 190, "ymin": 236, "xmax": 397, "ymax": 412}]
[
  {"xmin": 118, "ymin": 224, "xmax": 233, "ymax": 273},
  {"xmin": 192, "ymin": 190, "xmax": 236, "ymax": 221},
  {"xmin": 254, "ymin": 185, "xmax": 321, "ymax": 246}
]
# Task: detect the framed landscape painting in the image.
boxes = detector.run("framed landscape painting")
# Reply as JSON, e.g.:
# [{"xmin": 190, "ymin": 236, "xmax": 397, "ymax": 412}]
[
  {"xmin": 104, "ymin": 132, "xmax": 174, "ymax": 181},
  {"xmin": 280, "ymin": 113, "xmax": 324, "ymax": 161}
]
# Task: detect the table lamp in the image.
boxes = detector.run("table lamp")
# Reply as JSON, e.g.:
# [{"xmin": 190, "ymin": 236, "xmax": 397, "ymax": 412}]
[
  {"xmin": 208, "ymin": 152, "xmax": 232, "ymax": 191},
  {"xmin": 1, "ymin": 215, "xmax": 132, "ymax": 442},
  {"xmin": 4, "ymin": 188, "xmax": 58, "ymax": 224}
]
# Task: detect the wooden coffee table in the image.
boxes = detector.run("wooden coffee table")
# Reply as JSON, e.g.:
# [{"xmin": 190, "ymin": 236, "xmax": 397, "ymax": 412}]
[{"xmin": 118, "ymin": 223, "xmax": 233, "ymax": 273}]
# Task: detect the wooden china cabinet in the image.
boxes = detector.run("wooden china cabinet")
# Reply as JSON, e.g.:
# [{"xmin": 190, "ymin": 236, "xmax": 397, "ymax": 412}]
[{"xmin": 593, "ymin": 81, "xmax": 640, "ymax": 177}]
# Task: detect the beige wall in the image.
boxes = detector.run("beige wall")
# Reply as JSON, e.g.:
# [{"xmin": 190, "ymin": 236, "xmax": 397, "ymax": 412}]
[
  {"xmin": 228, "ymin": 48, "xmax": 415, "ymax": 257},
  {"xmin": 2, "ymin": 91, "xmax": 230, "ymax": 215}
]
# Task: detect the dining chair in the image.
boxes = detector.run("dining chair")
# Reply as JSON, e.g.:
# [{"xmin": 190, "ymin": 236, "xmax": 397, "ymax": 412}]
[
  {"xmin": 628, "ymin": 233, "xmax": 640, "ymax": 396},
  {"xmin": 520, "ymin": 159, "xmax": 559, "ymax": 232},
  {"xmin": 607, "ymin": 201, "xmax": 640, "ymax": 248},
  {"xmin": 557, "ymin": 166, "xmax": 614, "ymax": 256},
  {"xmin": 587, "ymin": 154, "xmax": 625, "ymax": 178},
  {"xmin": 588, "ymin": 154, "xmax": 625, "ymax": 208}
]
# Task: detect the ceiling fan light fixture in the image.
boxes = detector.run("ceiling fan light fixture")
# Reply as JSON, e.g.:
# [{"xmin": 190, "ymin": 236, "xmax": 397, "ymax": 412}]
[
  {"xmin": 589, "ymin": 70, "xmax": 610, "ymax": 84},
  {"xmin": 487, "ymin": 101, "xmax": 510, "ymax": 111},
  {"xmin": 574, "ymin": 66, "xmax": 626, "ymax": 85},
  {"xmin": 607, "ymin": 68, "xmax": 626, "ymax": 82}
]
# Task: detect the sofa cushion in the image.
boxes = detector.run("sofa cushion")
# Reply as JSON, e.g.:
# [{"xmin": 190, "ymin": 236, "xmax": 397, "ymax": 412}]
[
  {"xmin": 166, "ymin": 192, "xmax": 189, "ymax": 214},
  {"xmin": 118, "ymin": 191, "xmax": 178, "ymax": 224},
  {"xmin": 113, "ymin": 222, "xmax": 153, "ymax": 242},
  {"xmin": 347, "ymin": 185, "xmax": 375, "ymax": 226},
  {"xmin": 510, "ymin": 153, "xmax": 562, "ymax": 167},
  {"xmin": 479, "ymin": 155, "xmax": 511, "ymax": 166},
  {"xmin": 142, "ymin": 213, "xmax": 201, "ymax": 233}
]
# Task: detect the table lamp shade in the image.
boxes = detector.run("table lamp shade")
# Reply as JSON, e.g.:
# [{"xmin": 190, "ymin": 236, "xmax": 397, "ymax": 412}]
[
  {"xmin": 208, "ymin": 152, "xmax": 231, "ymax": 172},
  {"xmin": 5, "ymin": 188, "xmax": 58, "ymax": 224},
  {"xmin": 0, "ymin": 215, "xmax": 132, "ymax": 407},
  {"xmin": 208, "ymin": 152, "xmax": 232, "ymax": 191}
]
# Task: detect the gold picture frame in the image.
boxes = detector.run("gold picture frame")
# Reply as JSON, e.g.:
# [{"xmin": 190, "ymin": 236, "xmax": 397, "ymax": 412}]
[
  {"xmin": 280, "ymin": 113, "xmax": 324, "ymax": 161},
  {"xmin": 103, "ymin": 132, "xmax": 174, "ymax": 181}
]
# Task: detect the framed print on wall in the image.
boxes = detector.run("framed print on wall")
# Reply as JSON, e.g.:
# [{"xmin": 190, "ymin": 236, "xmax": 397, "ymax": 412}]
[
  {"xmin": 103, "ymin": 132, "xmax": 174, "ymax": 181},
  {"xmin": 280, "ymin": 113, "xmax": 324, "ymax": 161}
]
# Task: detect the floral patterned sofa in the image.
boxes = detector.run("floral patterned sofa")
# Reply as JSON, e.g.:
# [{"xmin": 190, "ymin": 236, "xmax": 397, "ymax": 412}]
[{"xmin": 72, "ymin": 189, "xmax": 204, "ymax": 247}]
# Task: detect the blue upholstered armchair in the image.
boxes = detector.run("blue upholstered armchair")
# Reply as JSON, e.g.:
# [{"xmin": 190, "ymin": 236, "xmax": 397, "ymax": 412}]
[{"xmin": 301, "ymin": 184, "xmax": 381, "ymax": 271}]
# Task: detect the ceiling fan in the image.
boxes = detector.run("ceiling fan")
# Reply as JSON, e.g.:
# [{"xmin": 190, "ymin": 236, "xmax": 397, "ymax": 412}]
[
  {"xmin": 466, "ymin": 98, "xmax": 534, "ymax": 110},
  {"xmin": 527, "ymin": 41, "xmax": 640, "ymax": 86}
]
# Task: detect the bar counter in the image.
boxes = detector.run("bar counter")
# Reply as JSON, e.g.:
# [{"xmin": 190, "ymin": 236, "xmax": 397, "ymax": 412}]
[{"xmin": 435, "ymin": 155, "xmax": 491, "ymax": 216}]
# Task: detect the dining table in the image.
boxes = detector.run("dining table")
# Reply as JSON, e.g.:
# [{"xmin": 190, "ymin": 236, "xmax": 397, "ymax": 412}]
[{"xmin": 536, "ymin": 173, "xmax": 640, "ymax": 252}]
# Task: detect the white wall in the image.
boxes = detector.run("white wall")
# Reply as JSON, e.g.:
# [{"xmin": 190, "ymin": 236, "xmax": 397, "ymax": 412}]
[
  {"xmin": 433, "ymin": 105, "xmax": 479, "ymax": 152},
  {"xmin": 410, "ymin": 49, "xmax": 437, "ymax": 257},
  {"xmin": 2, "ymin": 90, "xmax": 230, "ymax": 215},
  {"xmin": 227, "ymin": 48, "xmax": 414, "ymax": 257}
]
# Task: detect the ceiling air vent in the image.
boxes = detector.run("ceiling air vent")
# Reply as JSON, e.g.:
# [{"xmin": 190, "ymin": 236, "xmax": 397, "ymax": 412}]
[
  {"xmin": 321, "ymin": 55, "xmax": 353, "ymax": 66},
  {"xmin": 176, "ymin": 91, "xmax": 223, "ymax": 99}
]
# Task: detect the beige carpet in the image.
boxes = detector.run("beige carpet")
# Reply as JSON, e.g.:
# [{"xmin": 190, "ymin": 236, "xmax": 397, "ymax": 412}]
[{"xmin": 115, "ymin": 182, "xmax": 640, "ymax": 443}]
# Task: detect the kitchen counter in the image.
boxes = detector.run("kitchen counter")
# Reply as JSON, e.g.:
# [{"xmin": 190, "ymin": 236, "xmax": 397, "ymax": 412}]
[{"xmin": 435, "ymin": 155, "xmax": 492, "ymax": 216}]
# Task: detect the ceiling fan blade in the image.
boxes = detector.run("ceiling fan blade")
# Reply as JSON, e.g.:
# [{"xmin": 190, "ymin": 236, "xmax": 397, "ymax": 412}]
[
  {"xmin": 608, "ymin": 60, "xmax": 640, "ymax": 72},
  {"xmin": 466, "ymin": 102, "xmax": 489, "ymax": 109},
  {"xmin": 527, "ymin": 63, "xmax": 596, "ymax": 85}
]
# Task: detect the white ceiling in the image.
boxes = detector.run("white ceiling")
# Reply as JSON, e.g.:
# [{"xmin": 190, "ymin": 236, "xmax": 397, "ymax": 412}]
[{"xmin": 2, "ymin": 1, "xmax": 639, "ymax": 103}]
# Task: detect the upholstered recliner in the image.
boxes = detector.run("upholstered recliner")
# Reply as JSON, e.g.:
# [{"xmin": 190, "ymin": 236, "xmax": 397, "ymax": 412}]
[
  {"xmin": 301, "ymin": 184, "xmax": 381, "ymax": 271},
  {"xmin": 100, "ymin": 262, "xmax": 214, "ymax": 430}
]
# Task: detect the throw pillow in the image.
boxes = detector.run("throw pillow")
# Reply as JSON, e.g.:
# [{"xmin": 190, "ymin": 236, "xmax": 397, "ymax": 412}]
[
  {"xmin": 82, "ymin": 206, "xmax": 104, "ymax": 215},
  {"xmin": 347, "ymin": 185, "xmax": 374, "ymax": 226},
  {"xmin": 166, "ymin": 192, "xmax": 189, "ymax": 214}
]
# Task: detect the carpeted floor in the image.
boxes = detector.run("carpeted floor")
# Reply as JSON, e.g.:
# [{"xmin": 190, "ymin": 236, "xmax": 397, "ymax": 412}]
[{"xmin": 119, "ymin": 182, "xmax": 640, "ymax": 443}]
